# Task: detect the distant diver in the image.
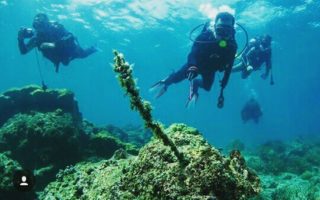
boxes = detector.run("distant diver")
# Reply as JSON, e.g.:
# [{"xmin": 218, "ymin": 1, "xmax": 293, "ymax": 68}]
[
  {"xmin": 18, "ymin": 13, "xmax": 97, "ymax": 73},
  {"xmin": 151, "ymin": 12, "xmax": 237, "ymax": 108},
  {"xmin": 232, "ymin": 35, "xmax": 273, "ymax": 84},
  {"xmin": 241, "ymin": 98, "xmax": 263, "ymax": 124}
]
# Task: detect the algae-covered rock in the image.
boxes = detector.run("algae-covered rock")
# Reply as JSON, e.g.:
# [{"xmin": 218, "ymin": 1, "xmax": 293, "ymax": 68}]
[
  {"xmin": 0, "ymin": 110, "xmax": 83, "ymax": 190},
  {"xmin": 105, "ymin": 124, "xmax": 152, "ymax": 147},
  {"xmin": 0, "ymin": 111, "xmax": 82, "ymax": 168},
  {"xmin": 0, "ymin": 85, "xmax": 82, "ymax": 126},
  {"xmin": 40, "ymin": 124, "xmax": 261, "ymax": 200},
  {"xmin": 86, "ymin": 130, "xmax": 139, "ymax": 158},
  {"xmin": 0, "ymin": 110, "xmax": 139, "ymax": 191},
  {"xmin": 39, "ymin": 158, "xmax": 131, "ymax": 200},
  {"xmin": 250, "ymin": 173, "xmax": 320, "ymax": 200},
  {"xmin": 271, "ymin": 176, "xmax": 320, "ymax": 200},
  {"xmin": 0, "ymin": 152, "xmax": 22, "ymax": 191},
  {"xmin": 0, "ymin": 153, "xmax": 37, "ymax": 200},
  {"xmin": 257, "ymin": 138, "xmax": 320, "ymax": 175}
]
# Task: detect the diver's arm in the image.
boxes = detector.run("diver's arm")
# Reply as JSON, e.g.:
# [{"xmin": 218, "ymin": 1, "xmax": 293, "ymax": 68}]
[
  {"xmin": 221, "ymin": 62, "xmax": 233, "ymax": 89},
  {"xmin": 244, "ymin": 46, "xmax": 255, "ymax": 66},
  {"xmin": 221, "ymin": 50, "xmax": 236, "ymax": 88},
  {"xmin": 187, "ymin": 30, "xmax": 210, "ymax": 68},
  {"xmin": 264, "ymin": 49, "xmax": 272, "ymax": 76},
  {"xmin": 18, "ymin": 37, "xmax": 37, "ymax": 54},
  {"xmin": 187, "ymin": 44, "xmax": 199, "ymax": 68}
]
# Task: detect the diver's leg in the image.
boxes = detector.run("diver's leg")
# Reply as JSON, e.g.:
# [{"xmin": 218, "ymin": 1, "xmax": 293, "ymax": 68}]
[
  {"xmin": 54, "ymin": 63, "xmax": 60, "ymax": 73},
  {"xmin": 198, "ymin": 71, "xmax": 215, "ymax": 91},
  {"xmin": 73, "ymin": 46, "xmax": 97, "ymax": 59},
  {"xmin": 232, "ymin": 62, "xmax": 245, "ymax": 73},
  {"xmin": 151, "ymin": 64, "xmax": 189, "ymax": 98},
  {"xmin": 186, "ymin": 71, "xmax": 214, "ymax": 103},
  {"xmin": 185, "ymin": 72, "xmax": 215, "ymax": 106},
  {"xmin": 165, "ymin": 64, "xmax": 189, "ymax": 85}
]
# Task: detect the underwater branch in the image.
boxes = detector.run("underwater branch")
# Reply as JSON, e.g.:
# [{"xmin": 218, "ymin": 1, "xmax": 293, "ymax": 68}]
[{"xmin": 112, "ymin": 50, "xmax": 186, "ymax": 166}]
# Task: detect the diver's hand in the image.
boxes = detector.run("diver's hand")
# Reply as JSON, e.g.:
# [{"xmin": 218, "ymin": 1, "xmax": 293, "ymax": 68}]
[
  {"xmin": 261, "ymin": 73, "xmax": 268, "ymax": 80},
  {"xmin": 18, "ymin": 27, "xmax": 34, "ymax": 40},
  {"xmin": 246, "ymin": 65, "xmax": 253, "ymax": 72},
  {"xmin": 18, "ymin": 28, "xmax": 25, "ymax": 40},
  {"xmin": 40, "ymin": 43, "xmax": 56, "ymax": 49},
  {"xmin": 186, "ymin": 66, "xmax": 199, "ymax": 81}
]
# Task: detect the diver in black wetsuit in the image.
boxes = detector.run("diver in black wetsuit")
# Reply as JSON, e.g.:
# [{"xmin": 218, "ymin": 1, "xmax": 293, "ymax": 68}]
[
  {"xmin": 18, "ymin": 13, "xmax": 97, "ymax": 73},
  {"xmin": 241, "ymin": 98, "xmax": 263, "ymax": 124},
  {"xmin": 232, "ymin": 35, "xmax": 272, "ymax": 80},
  {"xmin": 151, "ymin": 12, "xmax": 237, "ymax": 108}
]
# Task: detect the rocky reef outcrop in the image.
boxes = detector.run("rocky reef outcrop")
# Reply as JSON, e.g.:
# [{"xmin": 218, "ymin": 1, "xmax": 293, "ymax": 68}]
[
  {"xmin": 0, "ymin": 85, "xmax": 82, "ymax": 126},
  {"xmin": 40, "ymin": 124, "xmax": 261, "ymax": 200},
  {"xmin": 0, "ymin": 51, "xmax": 262, "ymax": 199},
  {"xmin": 245, "ymin": 137, "xmax": 320, "ymax": 200},
  {"xmin": 37, "ymin": 51, "xmax": 261, "ymax": 200},
  {"xmin": 0, "ymin": 85, "xmax": 141, "ymax": 198}
]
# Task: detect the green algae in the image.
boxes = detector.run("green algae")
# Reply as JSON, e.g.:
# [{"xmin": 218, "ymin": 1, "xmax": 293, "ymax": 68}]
[
  {"xmin": 0, "ymin": 152, "xmax": 22, "ymax": 191},
  {"xmin": 0, "ymin": 85, "xmax": 142, "ymax": 198},
  {"xmin": 242, "ymin": 136, "xmax": 320, "ymax": 200},
  {"xmin": 40, "ymin": 124, "xmax": 261, "ymax": 200},
  {"xmin": 0, "ymin": 85, "xmax": 82, "ymax": 126},
  {"xmin": 113, "ymin": 50, "xmax": 186, "ymax": 166}
]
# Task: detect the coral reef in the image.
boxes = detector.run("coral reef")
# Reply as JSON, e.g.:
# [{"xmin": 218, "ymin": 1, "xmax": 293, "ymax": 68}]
[
  {"xmin": 0, "ymin": 85, "xmax": 82, "ymax": 126},
  {"xmin": 40, "ymin": 124, "xmax": 261, "ymax": 200},
  {"xmin": 243, "ymin": 136, "xmax": 320, "ymax": 200},
  {"xmin": 113, "ymin": 50, "xmax": 185, "ymax": 165},
  {"xmin": 0, "ymin": 152, "xmax": 37, "ymax": 199},
  {"xmin": 0, "ymin": 85, "xmax": 141, "ymax": 198},
  {"xmin": 0, "ymin": 152, "xmax": 21, "ymax": 192},
  {"xmin": 105, "ymin": 124, "xmax": 152, "ymax": 147},
  {"xmin": 250, "ymin": 172, "xmax": 320, "ymax": 200},
  {"xmin": 249, "ymin": 139, "xmax": 320, "ymax": 175}
]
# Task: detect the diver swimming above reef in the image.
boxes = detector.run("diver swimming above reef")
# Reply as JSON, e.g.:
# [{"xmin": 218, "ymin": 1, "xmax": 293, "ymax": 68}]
[
  {"xmin": 18, "ymin": 13, "xmax": 97, "ymax": 73},
  {"xmin": 241, "ymin": 98, "xmax": 263, "ymax": 124},
  {"xmin": 232, "ymin": 35, "xmax": 274, "ymax": 84},
  {"xmin": 151, "ymin": 12, "xmax": 238, "ymax": 108}
]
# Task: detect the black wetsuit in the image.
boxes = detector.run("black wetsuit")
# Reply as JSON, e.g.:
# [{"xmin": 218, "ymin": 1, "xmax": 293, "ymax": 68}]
[
  {"xmin": 18, "ymin": 22, "xmax": 95, "ymax": 72},
  {"xmin": 241, "ymin": 98, "xmax": 263, "ymax": 123},
  {"xmin": 165, "ymin": 22, "xmax": 237, "ymax": 91},
  {"xmin": 233, "ymin": 38, "xmax": 272, "ymax": 79}
]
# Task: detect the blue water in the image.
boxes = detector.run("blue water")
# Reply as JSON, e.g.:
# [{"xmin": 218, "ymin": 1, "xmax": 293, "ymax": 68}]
[{"xmin": 0, "ymin": 0, "xmax": 319, "ymax": 147}]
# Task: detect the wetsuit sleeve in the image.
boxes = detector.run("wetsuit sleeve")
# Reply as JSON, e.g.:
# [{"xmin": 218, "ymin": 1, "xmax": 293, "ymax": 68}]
[
  {"xmin": 187, "ymin": 42, "xmax": 200, "ymax": 67},
  {"xmin": 221, "ymin": 60, "xmax": 233, "ymax": 89},
  {"xmin": 265, "ymin": 48, "xmax": 272, "ymax": 76},
  {"xmin": 18, "ymin": 37, "xmax": 38, "ymax": 54},
  {"xmin": 187, "ymin": 21, "xmax": 211, "ymax": 68},
  {"xmin": 221, "ymin": 48, "xmax": 237, "ymax": 89},
  {"xmin": 244, "ymin": 46, "xmax": 256, "ymax": 66}
]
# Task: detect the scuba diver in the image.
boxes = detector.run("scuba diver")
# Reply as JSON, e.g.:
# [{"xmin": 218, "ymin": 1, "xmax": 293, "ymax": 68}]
[
  {"xmin": 151, "ymin": 12, "xmax": 237, "ymax": 108},
  {"xmin": 241, "ymin": 98, "xmax": 263, "ymax": 124},
  {"xmin": 18, "ymin": 13, "xmax": 97, "ymax": 73},
  {"xmin": 232, "ymin": 35, "xmax": 273, "ymax": 82}
]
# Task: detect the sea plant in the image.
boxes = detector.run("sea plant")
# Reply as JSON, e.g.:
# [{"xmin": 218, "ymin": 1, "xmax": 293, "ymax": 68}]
[{"xmin": 112, "ymin": 50, "xmax": 186, "ymax": 166}]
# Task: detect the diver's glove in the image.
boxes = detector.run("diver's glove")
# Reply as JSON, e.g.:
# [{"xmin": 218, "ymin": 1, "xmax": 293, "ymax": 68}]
[
  {"xmin": 18, "ymin": 27, "xmax": 34, "ymax": 40},
  {"xmin": 246, "ymin": 65, "xmax": 253, "ymax": 72},
  {"xmin": 186, "ymin": 66, "xmax": 199, "ymax": 81}
]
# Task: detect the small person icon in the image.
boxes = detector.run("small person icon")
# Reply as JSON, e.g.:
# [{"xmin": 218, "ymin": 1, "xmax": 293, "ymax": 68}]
[
  {"xmin": 13, "ymin": 169, "xmax": 35, "ymax": 192},
  {"xmin": 19, "ymin": 176, "xmax": 29, "ymax": 186}
]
